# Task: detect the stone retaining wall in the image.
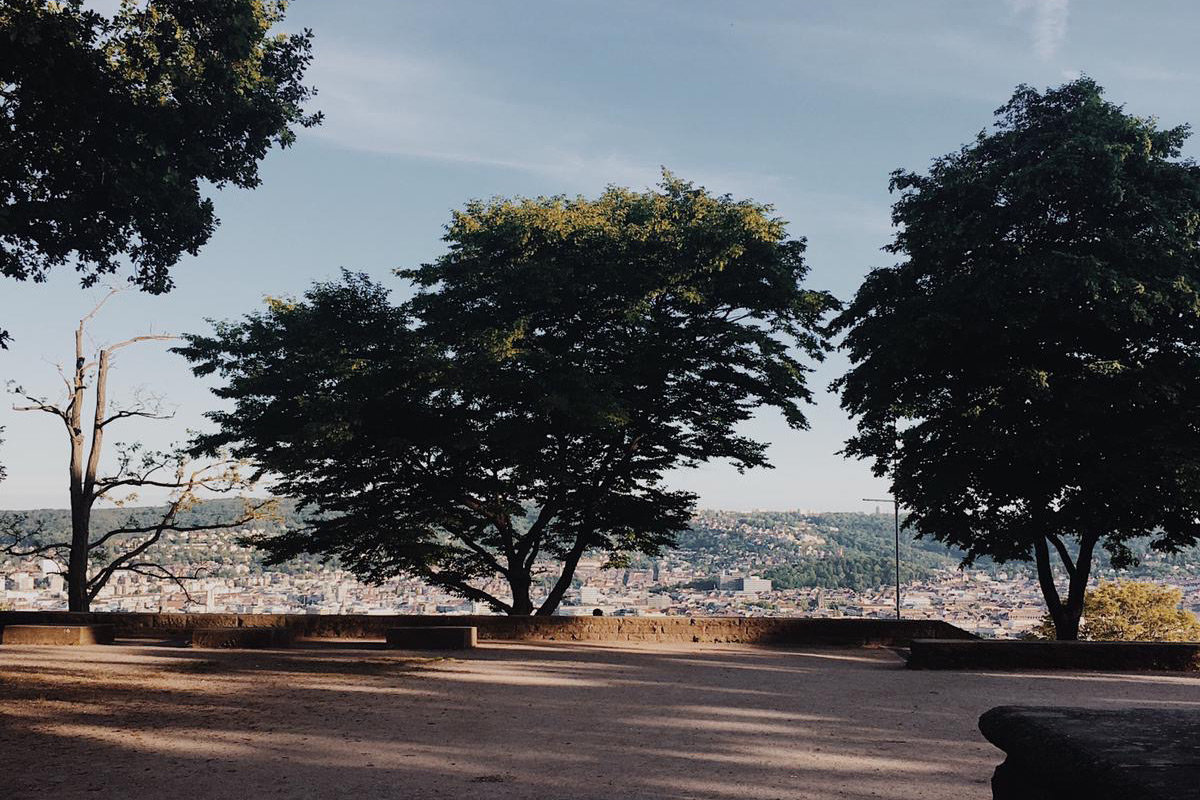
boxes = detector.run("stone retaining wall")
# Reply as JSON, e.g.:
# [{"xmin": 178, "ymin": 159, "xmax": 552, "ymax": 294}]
[
  {"xmin": 0, "ymin": 623, "xmax": 116, "ymax": 645},
  {"xmin": 0, "ymin": 611, "xmax": 973, "ymax": 647},
  {"xmin": 908, "ymin": 638, "xmax": 1200, "ymax": 672}
]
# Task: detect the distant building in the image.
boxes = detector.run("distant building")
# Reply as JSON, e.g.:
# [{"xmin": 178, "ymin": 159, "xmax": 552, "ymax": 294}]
[{"xmin": 730, "ymin": 576, "xmax": 772, "ymax": 594}]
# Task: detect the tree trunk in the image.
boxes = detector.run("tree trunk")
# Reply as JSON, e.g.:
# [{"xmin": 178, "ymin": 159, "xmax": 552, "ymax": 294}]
[
  {"xmin": 536, "ymin": 535, "xmax": 590, "ymax": 616},
  {"xmin": 66, "ymin": 499, "xmax": 90, "ymax": 612},
  {"xmin": 508, "ymin": 573, "xmax": 534, "ymax": 615},
  {"xmin": 1050, "ymin": 603, "xmax": 1081, "ymax": 641},
  {"xmin": 1058, "ymin": 536, "xmax": 1096, "ymax": 641},
  {"xmin": 1033, "ymin": 533, "xmax": 1097, "ymax": 641},
  {"xmin": 18, "ymin": 297, "xmax": 175, "ymax": 613},
  {"xmin": 66, "ymin": 325, "xmax": 91, "ymax": 612}
]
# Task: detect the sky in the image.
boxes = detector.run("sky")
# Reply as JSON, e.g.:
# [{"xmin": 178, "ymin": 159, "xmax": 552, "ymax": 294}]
[{"xmin": 2, "ymin": 0, "xmax": 1199, "ymax": 511}]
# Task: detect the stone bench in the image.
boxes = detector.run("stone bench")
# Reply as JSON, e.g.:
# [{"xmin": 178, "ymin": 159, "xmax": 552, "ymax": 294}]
[
  {"xmin": 908, "ymin": 638, "xmax": 1200, "ymax": 672},
  {"xmin": 0, "ymin": 624, "xmax": 116, "ymax": 645},
  {"xmin": 979, "ymin": 706, "xmax": 1200, "ymax": 800},
  {"xmin": 386, "ymin": 626, "xmax": 477, "ymax": 650},
  {"xmin": 190, "ymin": 627, "xmax": 293, "ymax": 649}
]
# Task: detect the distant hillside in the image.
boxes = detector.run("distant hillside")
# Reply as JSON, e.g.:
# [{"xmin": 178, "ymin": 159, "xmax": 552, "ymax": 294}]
[
  {"xmin": 1, "ymin": 498, "xmax": 330, "ymax": 576},
  {"xmin": 676, "ymin": 510, "xmax": 961, "ymax": 591},
  {"xmin": 678, "ymin": 509, "xmax": 1200, "ymax": 589},
  {"xmin": 4, "ymin": 500, "xmax": 1197, "ymax": 590},
  {"xmin": 8, "ymin": 497, "xmax": 305, "ymax": 538}
]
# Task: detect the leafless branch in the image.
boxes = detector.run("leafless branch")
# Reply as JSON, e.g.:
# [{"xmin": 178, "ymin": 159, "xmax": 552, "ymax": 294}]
[
  {"xmin": 89, "ymin": 562, "xmax": 210, "ymax": 606},
  {"xmin": 98, "ymin": 408, "xmax": 176, "ymax": 428},
  {"xmin": 105, "ymin": 334, "xmax": 178, "ymax": 356},
  {"xmin": 87, "ymin": 505, "xmax": 271, "ymax": 550},
  {"xmin": 0, "ymin": 515, "xmax": 70, "ymax": 558},
  {"xmin": 11, "ymin": 396, "xmax": 68, "ymax": 422},
  {"xmin": 83, "ymin": 491, "xmax": 270, "ymax": 602},
  {"xmin": 80, "ymin": 288, "xmax": 121, "ymax": 329}
]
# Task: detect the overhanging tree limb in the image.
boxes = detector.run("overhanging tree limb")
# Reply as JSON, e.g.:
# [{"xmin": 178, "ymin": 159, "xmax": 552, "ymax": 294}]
[{"xmin": 0, "ymin": 1, "xmax": 319, "ymax": 346}]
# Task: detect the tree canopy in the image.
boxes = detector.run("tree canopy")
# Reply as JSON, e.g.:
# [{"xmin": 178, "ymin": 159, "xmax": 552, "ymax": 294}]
[
  {"xmin": 177, "ymin": 174, "xmax": 836, "ymax": 615},
  {"xmin": 832, "ymin": 78, "xmax": 1200, "ymax": 639},
  {"xmin": 0, "ymin": 0, "xmax": 320, "ymax": 347}
]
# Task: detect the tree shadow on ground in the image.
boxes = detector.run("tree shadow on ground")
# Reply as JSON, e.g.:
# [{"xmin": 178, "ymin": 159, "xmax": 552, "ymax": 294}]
[{"xmin": 0, "ymin": 640, "xmax": 1195, "ymax": 800}]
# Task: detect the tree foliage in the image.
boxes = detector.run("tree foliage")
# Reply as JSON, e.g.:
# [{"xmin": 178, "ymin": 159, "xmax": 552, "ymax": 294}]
[
  {"xmin": 177, "ymin": 174, "xmax": 836, "ymax": 615},
  {"xmin": 0, "ymin": 0, "xmax": 320, "ymax": 347},
  {"xmin": 832, "ymin": 78, "xmax": 1200, "ymax": 639},
  {"xmin": 1034, "ymin": 580, "xmax": 1200, "ymax": 642}
]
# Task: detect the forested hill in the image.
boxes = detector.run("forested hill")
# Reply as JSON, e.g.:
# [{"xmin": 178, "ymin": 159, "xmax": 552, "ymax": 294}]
[
  {"xmin": 6, "ymin": 498, "xmax": 306, "ymax": 539},
  {"xmin": 677, "ymin": 510, "xmax": 963, "ymax": 591},
  {"xmin": 678, "ymin": 510, "xmax": 1200, "ymax": 589}
]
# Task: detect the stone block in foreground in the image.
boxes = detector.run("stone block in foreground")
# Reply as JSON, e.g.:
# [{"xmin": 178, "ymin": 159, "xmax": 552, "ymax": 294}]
[
  {"xmin": 190, "ymin": 627, "xmax": 293, "ymax": 649},
  {"xmin": 386, "ymin": 626, "xmax": 477, "ymax": 650},
  {"xmin": 0, "ymin": 624, "xmax": 116, "ymax": 645},
  {"xmin": 907, "ymin": 638, "xmax": 1200, "ymax": 672},
  {"xmin": 979, "ymin": 706, "xmax": 1200, "ymax": 800}
]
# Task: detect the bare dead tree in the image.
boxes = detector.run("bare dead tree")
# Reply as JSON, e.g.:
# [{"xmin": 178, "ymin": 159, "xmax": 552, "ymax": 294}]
[{"xmin": 6, "ymin": 291, "xmax": 269, "ymax": 611}]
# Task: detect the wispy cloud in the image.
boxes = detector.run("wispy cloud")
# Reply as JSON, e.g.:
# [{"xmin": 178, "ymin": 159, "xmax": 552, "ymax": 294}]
[
  {"xmin": 305, "ymin": 45, "xmax": 663, "ymax": 190},
  {"xmin": 303, "ymin": 43, "xmax": 803, "ymax": 202},
  {"xmin": 719, "ymin": 13, "xmax": 1040, "ymax": 106},
  {"xmin": 1012, "ymin": 0, "xmax": 1069, "ymax": 60},
  {"xmin": 301, "ymin": 41, "xmax": 894, "ymax": 264}
]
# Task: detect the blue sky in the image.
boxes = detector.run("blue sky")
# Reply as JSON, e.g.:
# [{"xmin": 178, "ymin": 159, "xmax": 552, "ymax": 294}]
[{"xmin": 2, "ymin": 0, "xmax": 1198, "ymax": 510}]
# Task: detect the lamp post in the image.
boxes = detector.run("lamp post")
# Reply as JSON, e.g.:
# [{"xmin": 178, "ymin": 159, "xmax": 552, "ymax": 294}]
[{"xmin": 863, "ymin": 496, "xmax": 901, "ymax": 619}]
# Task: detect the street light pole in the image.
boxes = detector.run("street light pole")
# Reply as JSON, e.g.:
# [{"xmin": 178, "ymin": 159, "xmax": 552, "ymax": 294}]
[{"xmin": 864, "ymin": 496, "xmax": 900, "ymax": 619}]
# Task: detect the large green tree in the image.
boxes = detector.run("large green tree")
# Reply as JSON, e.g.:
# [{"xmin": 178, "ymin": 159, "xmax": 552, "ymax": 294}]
[
  {"xmin": 177, "ymin": 175, "xmax": 836, "ymax": 615},
  {"xmin": 1033, "ymin": 580, "xmax": 1200, "ymax": 642},
  {"xmin": 833, "ymin": 78, "xmax": 1200, "ymax": 640},
  {"xmin": 0, "ymin": 0, "xmax": 320, "ymax": 348}
]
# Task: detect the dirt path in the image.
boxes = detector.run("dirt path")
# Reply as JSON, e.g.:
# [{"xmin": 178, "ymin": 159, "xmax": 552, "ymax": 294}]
[{"xmin": 1, "ymin": 640, "xmax": 1196, "ymax": 799}]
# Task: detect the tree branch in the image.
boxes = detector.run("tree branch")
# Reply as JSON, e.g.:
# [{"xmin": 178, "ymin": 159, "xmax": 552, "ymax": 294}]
[
  {"xmin": 80, "ymin": 288, "xmax": 121, "ymax": 329},
  {"xmin": 1046, "ymin": 533, "xmax": 1077, "ymax": 579},
  {"xmin": 423, "ymin": 571, "xmax": 512, "ymax": 614},
  {"xmin": 98, "ymin": 408, "xmax": 176, "ymax": 429},
  {"xmin": 1033, "ymin": 535, "xmax": 1064, "ymax": 617},
  {"xmin": 0, "ymin": 514, "xmax": 69, "ymax": 558},
  {"xmin": 104, "ymin": 334, "xmax": 178, "ymax": 356},
  {"xmin": 89, "ymin": 562, "xmax": 209, "ymax": 606},
  {"xmin": 11, "ymin": 397, "xmax": 69, "ymax": 424},
  {"xmin": 519, "ymin": 495, "xmax": 561, "ymax": 572},
  {"xmin": 455, "ymin": 524, "xmax": 510, "ymax": 578},
  {"xmin": 1, "ymin": 538, "xmax": 71, "ymax": 558},
  {"xmin": 87, "ymin": 501, "xmax": 271, "ymax": 551}
]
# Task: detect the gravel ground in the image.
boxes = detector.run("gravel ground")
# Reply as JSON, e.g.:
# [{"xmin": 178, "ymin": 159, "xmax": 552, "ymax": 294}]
[{"xmin": 0, "ymin": 639, "xmax": 1196, "ymax": 800}]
